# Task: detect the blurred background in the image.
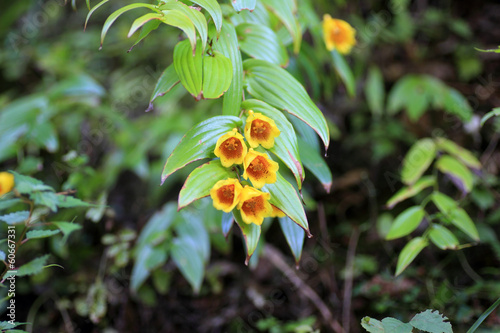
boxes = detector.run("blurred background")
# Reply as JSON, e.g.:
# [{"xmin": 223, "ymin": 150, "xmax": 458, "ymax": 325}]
[{"xmin": 1, "ymin": 0, "xmax": 499, "ymax": 332}]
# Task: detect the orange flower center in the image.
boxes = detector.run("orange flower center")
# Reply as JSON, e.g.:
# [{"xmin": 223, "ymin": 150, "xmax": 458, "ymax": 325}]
[
  {"xmin": 221, "ymin": 137, "xmax": 243, "ymax": 159},
  {"xmin": 216, "ymin": 185, "xmax": 235, "ymax": 205},
  {"xmin": 251, "ymin": 120, "xmax": 270, "ymax": 141},
  {"xmin": 330, "ymin": 25, "xmax": 347, "ymax": 45},
  {"xmin": 247, "ymin": 156, "xmax": 269, "ymax": 180},
  {"xmin": 241, "ymin": 195, "xmax": 265, "ymax": 217}
]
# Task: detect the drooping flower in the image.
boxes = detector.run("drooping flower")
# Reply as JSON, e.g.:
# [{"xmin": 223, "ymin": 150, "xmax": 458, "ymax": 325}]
[
  {"xmin": 210, "ymin": 178, "xmax": 243, "ymax": 213},
  {"xmin": 270, "ymin": 205, "xmax": 285, "ymax": 218},
  {"xmin": 244, "ymin": 111, "xmax": 280, "ymax": 149},
  {"xmin": 242, "ymin": 149, "xmax": 279, "ymax": 188},
  {"xmin": 237, "ymin": 186, "xmax": 273, "ymax": 225},
  {"xmin": 0, "ymin": 172, "xmax": 14, "ymax": 196},
  {"xmin": 322, "ymin": 14, "xmax": 356, "ymax": 54},
  {"xmin": 214, "ymin": 129, "xmax": 248, "ymax": 167}
]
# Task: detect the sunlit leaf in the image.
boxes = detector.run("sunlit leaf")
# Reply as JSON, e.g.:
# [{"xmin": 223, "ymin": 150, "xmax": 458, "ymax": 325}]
[
  {"xmin": 263, "ymin": 0, "xmax": 301, "ymax": 53},
  {"xmin": 395, "ymin": 237, "xmax": 428, "ymax": 276},
  {"xmin": 173, "ymin": 39, "xmax": 203, "ymax": 99},
  {"xmin": 148, "ymin": 64, "xmax": 180, "ymax": 109},
  {"xmin": 401, "ymin": 138, "xmax": 436, "ymax": 185},
  {"xmin": 435, "ymin": 137, "xmax": 481, "ymax": 170},
  {"xmin": 386, "ymin": 176, "xmax": 435, "ymax": 209},
  {"xmin": 26, "ymin": 229, "xmax": 60, "ymax": 240},
  {"xmin": 386, "ymin": 206, "xmax": 425, "ymax": 240},
  {"xmin": 428, "ymin": 225, "xmax": 459, "ymax": 250},
  {"xmin": 190, "ymin": 0, "xmax": 222, "ymax": 34},
  {"xmin": 409, "ymin": 310, "xmax": 453, "ymax": 333},
  {"xmin": 279, "ymin": 216, "xmax": 304, "ymax": 264},
  {"xmin": 232, "ymin": 0, "xmax": 256, "ymax": 12},
  {"xmin": 202, "ymin": 52, "xmax": 233, "ymax": 99},
  {"xmin": 436, "ymin": 155, "xmax": 473, "ymax": 193},
  {"xmin": 481, "ymin": 107, "xmax": 500, "ymax": 127}
]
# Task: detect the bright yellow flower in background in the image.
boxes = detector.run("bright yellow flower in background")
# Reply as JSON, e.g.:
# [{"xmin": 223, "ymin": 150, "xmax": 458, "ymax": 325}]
[
  {"xmin": 244, "ymin": 111, "xmax": 280, "ymax": 149},
  {"xmin": 210, "ymin": 178, "xmax": 243, "ymax": 213},
  {"xmin": 214, "ymin": 129, "xmax": 248, "ymax": 167},
  {"xmin": 242, "ymin": 149, "xmax": 279, "ymax": 188},
  {"xmin": 322, "ymin": 14, "xmax": 356, "ymax": 54},
  {"xmin": 237, "ymin": 186, "xmax": 272, "ymax": 225},
  {"xmin": 0, "ymin": 172, "xmax": 15, "ymax": 196}
]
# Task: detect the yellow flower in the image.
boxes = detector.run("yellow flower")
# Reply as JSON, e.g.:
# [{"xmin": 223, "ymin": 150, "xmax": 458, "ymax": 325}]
[
  {"xmin": 270, "ymin": 205, "xmax": 285, "ymax": 218},
  {"xmin": 214, "ymin": 129, "xmax": 248, "ymax": 167},
  {"xmin": 210, "ymin": 178, "xmax": 243, "ymax": 213},
  {"xmin": 237, "ymin": 186, "xmax": 272, "ymax": 225},
  {"xmin": 0, "ymin": 172, "xmax": 15, "ymax": 196},
  {"xmin": 242, "ymin": 149, "xmax": 279, "ymax": 188},
  {"xmin": 244, "ymin": 111, "xmax": 280, "ymax": 149},
  {"xmin": 322, "ymin": 14, "xmax": 356, "ymax": 54}
]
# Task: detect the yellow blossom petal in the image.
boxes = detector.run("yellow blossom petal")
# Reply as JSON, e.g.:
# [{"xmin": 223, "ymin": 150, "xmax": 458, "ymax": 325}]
[
  {"xmin": 270, "ymin": 205, "xmax": 285, "ymax": 218},
  {"xmin": 237, "ymin": 185, "xmax": 272, "ymax": 225},
  {"xmin": 210, "ymin": 178, "xmax": 243, "ymax": 213},
  {"xmin": 322, "ymin": 14, "xmax": 356, "ymax": 54},
  {"xmin": 244, "ymin": 111, "xmax": 280, "ymax": 149},
  {"xmin": 242, "ymin": 149, "xmax": 279, "ymax": 189},
  {"xmin": 214, "ymin": 129, "xmax": 248, "ymax": 167},
  {"xmin": 0, "ymin": 172, "xmax": 14, "ymax": 196}
]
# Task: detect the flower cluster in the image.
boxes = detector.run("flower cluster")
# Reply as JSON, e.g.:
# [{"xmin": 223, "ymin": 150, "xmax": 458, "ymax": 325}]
[
  {"xmin": 210, "ymin": 111, "xmax": 284, "ymax": 225},
  {"xmin": 0, "ymin": 172, "xmax": 15, "ymax": 196}
]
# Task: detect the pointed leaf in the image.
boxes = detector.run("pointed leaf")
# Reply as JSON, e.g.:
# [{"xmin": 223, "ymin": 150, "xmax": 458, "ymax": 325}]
[
  {"xmin": 55, "ymin": 195, "xmax": 92, "ymax": 208},
  {"xmin": 401, "ymin": 138, "xmax": 436, "ymax": 185},
  {"xmin": 366, "ymin": 66, "xmax": 385, "ymax": 116},
  {"xmin": 212, "ymin": 21, "xmax": 243, "ymax": 116},
  {"xmin": 432, "ymin": 192, "xmax": 457, "ymax": 216},
  {"xmin": 481, "ymin": 107, "xmax": 500, "ymax": 127},
  {"xmin": 449, "ymin": 208, "xmax": 480, "ymax": 241},
  {"xmin": 410, "ymin": 310, "xmax": 453, "ymax": 333},
  {"xmin": 85, "ymin": 0, "xmax": 110, "ymax": 30},
  {"xmin": 396, "ymin": 237, "xmax": 428, "ymax": 276},
  {"xmin": 263, "ymin": 173, "xmax": 310, "ymax": 236},
  {"xmin": 331, "ymin": 50, "xmax": 355, "ymax": 97},
  {"xmin": 429, "ymin": 225, "xmax": 459, "ymax": 250},
  {"xmin": 26, "ymin": 229, "xmax": 60, "ymax": 240},
  {"xmin": 0, "ymin": 199, "xmax": 22, "ymax": 211},
  {"xmin": 202, "ymin": 52, "xmax": 233, "ymax": 99},
  {"xmin": 279, "ymin": 216, "xmax": 305, "ymax": 264},
  {"xmin": 233, "ymin": 209, "xmax": 261, "ymax": 263},
  {"xmin": 148, "ymin": 64, "xmax": 180, "ymax": 108},
  {"xmin": 298, "ymin": 137, "xmax": 332, "ymax": 193},
  {"xmin": 190, "ymin": 0, "xmax": 222, "ymax": 34},
  {"xmin": 386, "ymin": 176, "xmax": 435, "ymax": 209},
  {"xmin": 232, "ymin": 0, "xmax": 256, "ymax": 12},
  {"xmin": 221, "ymin": 212, "xmax": 234, "ymax": 238},
  {"xmin": 101, "ymin": 3, "xmax": 160, "ymax": 47},
  {"xmin": 161, "ymin": 116, "xmax": 242, "ymax": 184},
  {"xmin": 178, "ymin": 160, "xmax": 236, "ymax": 209},
  {"xmin": 241, "ymin": 99, "xmax": 303, "ymax": 189},
  {"xmin": 4, "ymin": 255, "xmax": 50, "ymax": 278},
  {"xmin": 236, "ymin": 23, "xmax": 289, "ymax": 67},
  {"xmin": 435, "ymin": 137, "xmax": 481, "ymax": 170},
  {"xmin": 386, "ymin": 206, "xmax": 425, "ymax": 240},
  {"xmin": 0, "ymin": 211, "xmax": 30, "ymax": 225},
  {"xmin": 436, "ymin": 155, "xmax": 473, "ymax": 193},
  {"xmin": 263, "ymin": 0, "xmax": 301, "ymax": 53},
  {"xmin": 127, "ymin": 13, "xmax": 163, "ymax": 37},
  {"xmin": 243, "ymin": 59, "xmax": 329, "ymax": 150},
  {"xmin": 129, "ymin": 19, "xmax": 161, "ymax": 52},
  {"xmin": 51, "ymin": 222, "xmax": 83, "ymax": 243},
  {"xmin": 174, "ymin": 39, "xmax": 203, "ymax": 98},
  {"xmin": 161, "ymin": 9, "xmax": 198, "ymax": 52}
]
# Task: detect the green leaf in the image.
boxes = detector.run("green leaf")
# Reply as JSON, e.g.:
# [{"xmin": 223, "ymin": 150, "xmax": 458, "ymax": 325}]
[
  {"xmin": 177, "ymin": 210, "xmax": 210, "ymax": 263},
  {"xmin": 387, "ymin": 75, "xmax": 431, "ymax": 121},
  {"xmin": 11, "ymin": 171, "xmax": 54, "ymax": 194},
  {"xmin": 221, "ymin": 212, "xmax": 234, "ymax": 238},
  {"xmin": 331, "ymin": 50, "xmax": 355, "ymax": 97},
  {"xmin": 212, "ymin": 21, "xmax": 243, "ymax": 116},
  {"xmin": 233, "ymin": 209, "xmax": 261, "ymax": 264},
  {"xmin": 410, "ymin": 309, "xmax": 453, "ymax": 333},
  {"xmin": 361, "ymin": 317, "xmax": 413, "ymax": 333},
  {"xmin": 263, "ymin": 0, "xmax": 301, "ymax": 53},
  {"xmin": 127, "ymin": 13, "xmax": 163, "ymax": 38},
  {"xmin": 190, "ymin": 0, "xmax": 222, "ymax": 34},
  {"xmin": 174, "ymin": 39, "xmax": 203, "ymax": 99},
  {"xmin": 0, "ymin": 198, "xmax": 22, "ymax": 211},
  {"xmin": 30, "ymin": 122, "xmax": 58, "ymax": 152},
  {"xmin": 159, "ymin": 2, "xmax": 208, "ymax": 51},
  {"xmin": 136, "ymin": 203, "xmax": 177, "ymax": 249},
  {"xmin": 442, "ymin": 88, "xmax": 472, "ymax": 122},
  {"xmin": 131, "ymin": 245, "xmax": 167, "ymax": 292},
  {"xmin": 51, "ymin": 222, "xmax": 83, "ymax": 243},
  {"xmin": 85, "ymin": 0, "xmax": 110, "ymax": 30},
  {"xmin": 365, "ymin": 66, "xmax": 385, "ymax": 116},
  {"xmin": 401, "ymin": 138, "xmax": 436, "ymax": 185},
  {"xmin": 241, "ymin": 99, "xmax": 303, "ymax": 189},
  {"xmin": 178, "ymin": 160, "xmax": 235, "ymax": 210},
  {"xmin": 432, "ymin": 192, "xmax": 457, "ymax": 216},
  {"xmin": 298, "ymin": 137, "xmax": 332, "ymax": 193},
  {"xmin": 395, "ymin": 237, "xmax": 428, "ymax": 276},
  {"xmin": 481, "ymin": 107, "xmax": 500, "ymax": 127},
  {"xmin": 279, "ymin": 216, "xmax": 305, "ymax": 264},
  {"xmin": 475, "ymin": 45, "xmax": 500, "ymax": 53},
  {"xmin": 429, "ymin": 225, "xmax": 459, "ymax": 250},
  {"xmin": 467, "ymin": 297, "xmax": 500, "ymax": 333},
  {"xmin": 449, "ymin": 208, "xmax": 480, "ymax": 241},
  {"xmin": 100, "ymin": 3, "xmax": 160, "ymax": 47},
  {"xmin": 160, "ymin": 115, "xmax": 242, "ymax": 184},
  {"xmin": 171, "ymin": 237, "xmax": 204, "ymax": 292},
  {"xmin": 31, "ymin": 191, "xmax": 59, "ymax": 212},
  {"xmin": 129, "ymin": 19, "xmax": 161, "ymax": 52},
  {"xmin": 236, "ymin": 23, "xmax": 289, "ymax": 67},
  {"xmin": 232, "ymin": 0, "xmax": 256, "ymax": 12},
  {"xmin": 361, "ymin": 317, "xmax": 384, "ymax": 333},
  {"xmin": 202, "ymin": 51, "xmax": 233, "ymax": 99},
  {"xmin": 55, "ymin": 195, "xmax": 92, "ymax": 208},
  {"xmin": 386, "ymin": 206, "xmax": 425, "ymax": 240},
  {"xmin": 386, "ymin": 176, "xmax": 435, "ymax": 209},
  {"xmin": 148, "ymin": 64, "xmax": 180, "ymax": 109},
  {"xmin": 0, "ymin": 211, "xmax": 30, "ymax": 225},
  {"xmin": 435, "ymin": 138, "xmax": 481, "ymax": 170},
  {"xmin": 264, "ymin": 173, "xmax": 310, "ymax": 236},
  {"xmin": 26, "ymin": 229, "xmax": 60, "ymax": 240},
  {"xmin": 243, "ymin": 59, "xmax": 329, "ymax": 150},
  {"xmin": 436, "ymin": 155, "xmax": 474, "ymax": 193},
  {"xmin": 161, "ymin": 9, "xmax": 198, "ymax": 52},
  {"xmin": 5, "ymin": 254, "xmax": 50, "ymax": 278}
]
